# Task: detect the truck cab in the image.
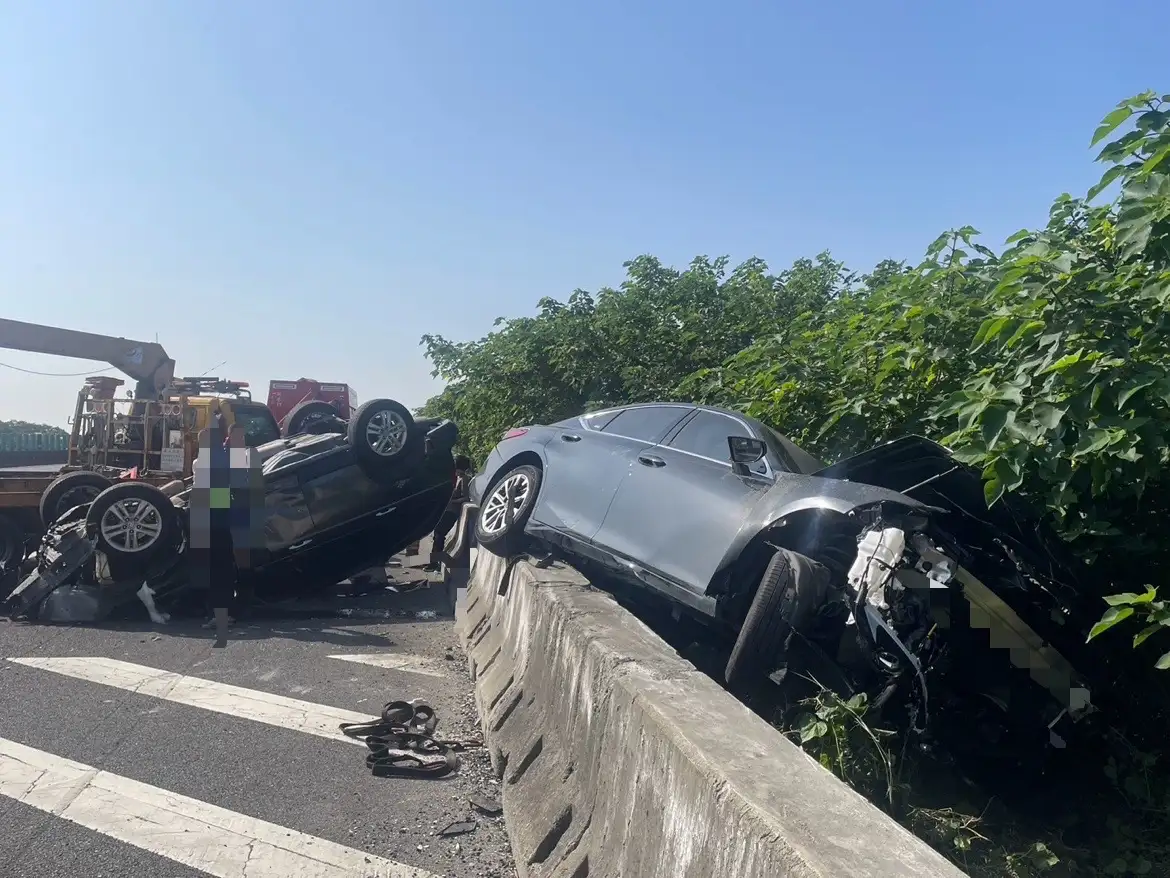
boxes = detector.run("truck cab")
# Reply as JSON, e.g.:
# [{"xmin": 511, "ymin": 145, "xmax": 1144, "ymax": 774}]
[
  {"xmin": 66, "ymin": 377, "xmax": 281, "ymax": 479},
  {"xmin": 169, "ymin": 377, "xmax": 282, "ymax": 450}
]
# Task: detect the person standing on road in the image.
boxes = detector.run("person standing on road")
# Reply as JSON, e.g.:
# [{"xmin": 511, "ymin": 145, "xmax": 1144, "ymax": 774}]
[
  {"xmin": 190, "ymin": 421, "xmax": 263, "ymax": 647},
  {"xmin": 426, "ymin": 454, "xmax": 473, "ymax": 571},
  {"xmin": 226, "ymin": 423, "xmax": 263, "ymax": 617}
]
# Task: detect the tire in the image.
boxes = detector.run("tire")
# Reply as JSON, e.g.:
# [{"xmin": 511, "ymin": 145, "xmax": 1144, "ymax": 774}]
[
  {"xmin": 347, "ymin": 398, "xmax": 418, "ymax": 474},
  {"xmin": 725, "ymin": 548, "xmax": 829, "ymax": 687},
  {"xmin": 474, "ymin": 464, "xmax": 542, "ymax": 557},
  {"xmin": 0, "ymin": 513, "xmax": 24, "ymax": 578},
  {"xmin": 39, "ymin": 471, "xmax": 113, "ymax": 527},
  {"xmin": 85, "ymin": 482, "xmax": 179, "ymax": 568},
  {"xmin": 285, "ymin": 400, "xmax": 340, "ymax": 436}
]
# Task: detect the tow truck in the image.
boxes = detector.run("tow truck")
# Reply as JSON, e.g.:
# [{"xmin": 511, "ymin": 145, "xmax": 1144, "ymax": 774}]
[{"xmin": 0, "ymin": 319, "xmax": 280, "ymax": 571}]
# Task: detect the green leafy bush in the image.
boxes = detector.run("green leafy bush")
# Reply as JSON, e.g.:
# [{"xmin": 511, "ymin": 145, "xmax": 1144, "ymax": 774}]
[{"xmin": 785, "ymin": 686, "xmax": 1170, "ymax": 878}]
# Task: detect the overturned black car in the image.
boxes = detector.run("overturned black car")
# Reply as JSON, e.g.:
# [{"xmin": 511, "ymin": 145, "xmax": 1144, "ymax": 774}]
[
  {"xmin": 4, "ymin": 399, "xmax": 458, "ymax": 622},
  {"xmin": 463, "ymin": 402, "xmax": 1159, "ymax": 762}
]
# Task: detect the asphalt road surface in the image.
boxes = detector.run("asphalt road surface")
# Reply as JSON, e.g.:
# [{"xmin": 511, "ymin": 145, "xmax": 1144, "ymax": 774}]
[{"xmin": 0, "ymin": 552, "xmax": 515, "ymax": 878}]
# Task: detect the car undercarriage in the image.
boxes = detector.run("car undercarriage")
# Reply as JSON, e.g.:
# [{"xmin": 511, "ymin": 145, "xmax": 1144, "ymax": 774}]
[{"xmin": 3, "ymin": 401, "xmax": 459, "ymax": 624}]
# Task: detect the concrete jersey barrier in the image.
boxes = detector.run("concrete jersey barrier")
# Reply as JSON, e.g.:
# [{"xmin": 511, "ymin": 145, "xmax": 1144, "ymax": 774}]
[{"xmin": 455, "ymin": 548, "xmax": 967, "ymax": 878}]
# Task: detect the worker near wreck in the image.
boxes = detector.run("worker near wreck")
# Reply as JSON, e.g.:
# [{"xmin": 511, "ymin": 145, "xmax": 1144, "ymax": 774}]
[
  {"xmin": 427, "ymin": 454, "xmax": 473, "ymax": 571},
  {"xmin": 190, "ymin": 413, "xmax": 263, "ymax": 647}
]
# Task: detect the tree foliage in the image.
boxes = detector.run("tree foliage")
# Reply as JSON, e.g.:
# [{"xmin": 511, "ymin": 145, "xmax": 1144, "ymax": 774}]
[
  {"xmin": 419, "ymin": 252, "xmax": 855, "ymax": 462},
  {"xmin": 420, "ymin": 89, "xmax": 1170, "ymax": 632}
]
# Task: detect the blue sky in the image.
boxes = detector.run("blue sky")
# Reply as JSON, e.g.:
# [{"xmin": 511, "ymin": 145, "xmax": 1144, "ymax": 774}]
[{"xmin": 0, "ymin": 0, "xmax": 1165, "ymax": 427}]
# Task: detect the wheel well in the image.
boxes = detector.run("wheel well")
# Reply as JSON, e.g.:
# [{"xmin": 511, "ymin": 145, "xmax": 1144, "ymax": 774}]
[
  {"xmin": 720, "ymin": 508, "xmax": 861, "ymax": 623},
  {"xmin": 486, "ymin": 451, "xmax": 544, "ymax": 493}
]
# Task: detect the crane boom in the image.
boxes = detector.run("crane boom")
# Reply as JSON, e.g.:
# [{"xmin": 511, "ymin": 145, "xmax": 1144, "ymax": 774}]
[{"xmin": 0, "ymin": 318, "xmax": 176, "ymax": 400}]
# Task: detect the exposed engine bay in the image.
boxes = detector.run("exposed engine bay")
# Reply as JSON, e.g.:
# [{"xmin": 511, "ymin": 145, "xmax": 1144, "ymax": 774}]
[
  {"xmin": 3, "ymin": 504, "xmax": 193, "ymax": 624},
  {"xmin": 829, "ymin": 507, "xmax": 1095, "ymax": 753},
  {"xmin": 776, "ymin": 436, "xmax": 1157, "ymax": 759}
]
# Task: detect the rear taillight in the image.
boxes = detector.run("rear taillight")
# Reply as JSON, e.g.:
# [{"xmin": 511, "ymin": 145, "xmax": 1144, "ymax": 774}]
[{"xmin": 503, "ymin": 428, "xmax": 529, "ymax": 440}]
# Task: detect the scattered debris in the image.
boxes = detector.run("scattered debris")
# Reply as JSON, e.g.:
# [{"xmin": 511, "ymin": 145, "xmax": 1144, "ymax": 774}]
[
  {"xmin": 469, "ymin": 794, "xmax": 502, "ymax": 816},
  {"xmin": 339, "ymin": 699, "xmax": 482, "ymax": 779},
  {"xmin": 438, "ymin": 820, "xmax": 477, "ymax": 838}
]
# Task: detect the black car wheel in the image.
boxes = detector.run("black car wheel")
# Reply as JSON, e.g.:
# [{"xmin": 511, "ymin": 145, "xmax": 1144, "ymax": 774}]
[
  {"xmin": 725, "ymin": 548, "xmax": 830, "ymax": 687},
  {"xmin": 285, "ymin": 400, "xmax": 340, "ymax": 436},
  {"xmin": 475, "ymin": 464, "xmax": 542, "ymax": 557},
  {"xmin": 85, "ymin": 482, "xmax": 179, "ymax": 569},
  {"xmin": 347, "ymin": 398, "xmax": 419, "ymax": 474},
  {"xmin": 39, "ymin": 471, "xmax": 113, "ymax": 527}
]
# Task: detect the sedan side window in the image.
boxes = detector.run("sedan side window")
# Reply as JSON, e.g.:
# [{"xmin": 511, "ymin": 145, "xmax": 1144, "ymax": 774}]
[
  {"xmin": 671, "ymin": 411, "xmax": 770, "ymax": 474},
  {"xmin": 580, "ymin": 410, "xmax": 620, "ymax": 431},
  {"xmin": 669, "ymin": 412, "xmax": 743, "ymax": 461},
  {"xmin": 602, "ymin": 405, "xmax": 691, "ymax": 444}
]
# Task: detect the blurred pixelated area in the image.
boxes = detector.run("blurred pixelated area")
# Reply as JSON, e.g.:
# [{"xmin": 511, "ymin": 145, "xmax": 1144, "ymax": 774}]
[{"xmin": 190, "ymin": 423, "xmax": 264, "ymax": 553}]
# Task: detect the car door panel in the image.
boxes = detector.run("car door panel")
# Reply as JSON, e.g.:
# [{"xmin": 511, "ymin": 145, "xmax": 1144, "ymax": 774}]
[
  {"xmin": 261, "ymin": 471, "xmax": 316, "ymax": 556},
  {"xmin": 297, "ymin": 448, "xmax": 400, "ymax": 534},
  {"xmin": 304, "ymin": 450, "xmax": 453, "ymax": 550},
  {"xmin": 537, "ymin": 406, "xmax": 691, "ymax": 539},
  {"xmin": 594, "ymin": 411, "xmax": 771, "ymax": 596},
  {"xmin": 531, "ymin": 427, "xmax": 614, "ymax": 534}
]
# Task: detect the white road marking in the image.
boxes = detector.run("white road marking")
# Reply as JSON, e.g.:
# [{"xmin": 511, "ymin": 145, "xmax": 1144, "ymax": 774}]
[
  {"xmin": 327, "ymin": 653, "xmax": 446, "ymax": 678},
  {"xmin": 6, "ymin": 657, "xmax": 374, "ymax": 745},
  {"xmin": 0, "ymin": 737, "xmax": 438, "ymax": 878}
]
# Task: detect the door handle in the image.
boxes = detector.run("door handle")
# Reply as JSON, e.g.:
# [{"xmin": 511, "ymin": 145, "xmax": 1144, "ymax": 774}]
[
  {"xmin": 637, "ymin": 454, "xmax": 666, "ymax": 468},
  {"xmin": 376, "ymin": 506, "xmax": 397, "ymax": 517},
  {"xmin": 560, "ymin": 433, "xmax": 582, "ymax": 442},
  {"xmin": 289, "ymin": 539, "xmax": 312, "ymax": 551}
]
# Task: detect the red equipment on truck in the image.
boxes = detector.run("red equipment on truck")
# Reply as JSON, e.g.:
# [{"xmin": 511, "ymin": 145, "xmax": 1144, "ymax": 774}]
[{"xmin": 267, "ymin": 379, "xmax": 360, "ymax": 436}]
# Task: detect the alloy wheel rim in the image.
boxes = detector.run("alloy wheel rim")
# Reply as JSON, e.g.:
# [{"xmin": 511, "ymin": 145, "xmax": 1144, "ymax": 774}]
[
  {"xmin": 99, "ymin": 498, "xmax": 164, "ymax": 553},
  {"xmin": 480, "ymin": 472, "xmax": 531, "ymax": 534},
  {"xmin": 366, "ymin": 410, "xmax": 408, "ymax": 456}
]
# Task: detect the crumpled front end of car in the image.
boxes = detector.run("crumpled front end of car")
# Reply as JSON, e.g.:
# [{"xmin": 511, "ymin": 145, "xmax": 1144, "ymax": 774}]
[
  {"xmin": 3, "ymin": 507, "xmax": 194, "ymax": 623},
  {"xmin": 765, "ymin": 434, "xmax": 1142, "ymax": 757},
  {"xmin": 836, "ymin": 503, "xmax": 1096, "ymax": 751}
]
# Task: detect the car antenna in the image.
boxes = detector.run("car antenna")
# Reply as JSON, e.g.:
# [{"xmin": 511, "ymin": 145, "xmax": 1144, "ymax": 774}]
[{"xmin": 198, "ymin": 360, "xmax": 227, "ymax": 377}]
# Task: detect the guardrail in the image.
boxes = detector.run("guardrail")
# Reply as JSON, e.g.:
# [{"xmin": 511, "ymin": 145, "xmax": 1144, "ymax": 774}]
[{"xmin": 454, "ymin": 548, "xmax": 966, "ymax": 878}]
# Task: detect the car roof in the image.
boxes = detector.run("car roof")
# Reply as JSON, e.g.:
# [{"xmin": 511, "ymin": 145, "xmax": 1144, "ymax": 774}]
[{"xmin": 572, "ymin": 401, "xmax": 825, "ymax": 474}]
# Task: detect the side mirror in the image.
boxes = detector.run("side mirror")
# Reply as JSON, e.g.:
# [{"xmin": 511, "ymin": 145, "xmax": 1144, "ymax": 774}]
[{"xmin": 728, "ymin": 436, "xmax": 767, "ymax": 475}]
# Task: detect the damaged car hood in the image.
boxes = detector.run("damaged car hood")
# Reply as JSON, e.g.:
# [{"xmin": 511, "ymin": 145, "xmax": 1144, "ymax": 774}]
[
  {"xmin": 3, "ymin": 523, "xmax": 97, "ymax": 620},
  {"xmin": 4, "ymin": 519, "xmax": 190, "ymax": 623},
  {"xmin": 807, "ymin": 435, "xmax": 1125, "ymax": 686},
  {"xmin": 812, "ymin": 435, "xmax": 1096, "ymax": 596}
]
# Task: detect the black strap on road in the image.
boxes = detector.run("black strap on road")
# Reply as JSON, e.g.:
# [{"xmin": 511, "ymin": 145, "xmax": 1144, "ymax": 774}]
[{"xmin": 339, "ymin": 699, "xmax": 483, "ymax": 778}]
